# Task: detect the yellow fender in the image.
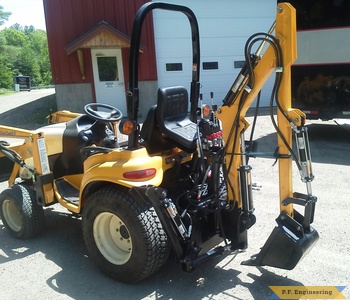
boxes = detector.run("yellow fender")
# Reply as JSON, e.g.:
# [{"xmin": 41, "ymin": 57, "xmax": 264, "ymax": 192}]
[{"xmin": 77, "ymin": 147, "xmax": 163, "ymax": 209}]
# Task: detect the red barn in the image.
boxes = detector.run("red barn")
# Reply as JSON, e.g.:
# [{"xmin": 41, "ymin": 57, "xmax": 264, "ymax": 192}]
[
  {"xmin": 44, "ymin": 0, "xmax": 282, "ymax": 118},
  {"xmin": 43, "ymin": 0, "xmax": 157, "ymax": 116}
]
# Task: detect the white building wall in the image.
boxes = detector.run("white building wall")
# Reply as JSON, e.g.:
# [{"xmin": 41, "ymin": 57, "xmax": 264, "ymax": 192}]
[{"xmin": 152, "ymin": 0, "xmax": 276, "ymax": 107}]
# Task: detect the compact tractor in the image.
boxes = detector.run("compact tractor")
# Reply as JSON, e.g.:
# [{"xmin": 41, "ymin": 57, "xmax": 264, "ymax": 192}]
[{"xmin": 0, "ymin": 2, "xmax": 318, "ymax": 283}]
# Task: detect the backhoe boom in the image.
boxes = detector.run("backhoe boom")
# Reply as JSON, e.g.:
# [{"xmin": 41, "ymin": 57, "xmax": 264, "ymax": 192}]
[{"xmin": 217, "ymin": 3, "xmax": 318, "ymax": 269}]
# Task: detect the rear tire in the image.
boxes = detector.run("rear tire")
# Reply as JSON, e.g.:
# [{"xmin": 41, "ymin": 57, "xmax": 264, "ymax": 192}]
[
  {"xmin": 0, "ymin": 184, "xmax": 45, "ymax": 239},
  {"xmin": 82, "ymin": 186, "xmax": 169, "ymax": 283}
]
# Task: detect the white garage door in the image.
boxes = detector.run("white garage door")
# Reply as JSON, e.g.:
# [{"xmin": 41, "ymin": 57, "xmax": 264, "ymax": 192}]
[{"xmin": 152, "ymin": 0, "xmax": 276, "ymax": 107}]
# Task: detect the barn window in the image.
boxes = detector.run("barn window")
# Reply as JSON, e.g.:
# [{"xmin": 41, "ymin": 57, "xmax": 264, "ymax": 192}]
[
  {"xmin": 203, "ymin": 62, "xmax": 218, "ymax": 70},
  {"xmin": 166, "ymin": 63, "xmax": 183, "ymax": 71}
]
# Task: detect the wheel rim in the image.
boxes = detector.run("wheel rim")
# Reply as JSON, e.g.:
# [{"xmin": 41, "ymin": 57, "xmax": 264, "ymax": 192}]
[
  {"xmin": 2, "ymin": 199, "xmax": 22, "ymax": 232},
  {"xmin": 93, "ymin": 212, "xmax": 132, "ymax": 265}
]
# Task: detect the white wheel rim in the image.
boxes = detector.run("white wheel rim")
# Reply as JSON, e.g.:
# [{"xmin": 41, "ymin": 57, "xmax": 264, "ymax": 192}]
[
  {"xmin": 2, "ymin": 199, "xmax": 22, "ymax": 232},
  {"xmin": 93, "ymin": 212, "xmax": 132, "ymax": 265}
]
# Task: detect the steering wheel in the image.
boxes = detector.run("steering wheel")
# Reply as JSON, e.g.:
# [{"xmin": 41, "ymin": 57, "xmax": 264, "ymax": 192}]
[{"xmin": 84, "ymin": 103, "xmax": 122, "ymax": 122}]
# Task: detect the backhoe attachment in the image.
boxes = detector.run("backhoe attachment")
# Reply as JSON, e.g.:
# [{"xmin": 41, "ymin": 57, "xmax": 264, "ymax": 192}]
[
  {"xmin": 217, "ymin": 2, "xmax": 319, "ymax": 270},
  {"xmin": 243, "ymin": 117, "xmax": 318, "ymax": 269},
  {"xmin": 244, "ymin": 123, "xmax": 318, "ymax": 269},
  {"xmin": 243, "ymin": 196, "xmax": 318, "ymax": 269}
]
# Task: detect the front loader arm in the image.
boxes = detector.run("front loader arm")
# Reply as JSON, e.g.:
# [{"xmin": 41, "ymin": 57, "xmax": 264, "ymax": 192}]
[
  {"xmin": 217, "ymin": 3, "xmax": 318, "ymax": 269},
  {"xmin": 0, "ymin": 125, "xmax": 48, "ymax": 173},
  {"xmin": 0, "ymin": 125, "xmax": 54, "ymax": 205}
]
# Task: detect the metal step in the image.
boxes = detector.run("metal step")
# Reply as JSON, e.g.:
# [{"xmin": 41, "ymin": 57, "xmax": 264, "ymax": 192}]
[{"xmin": 55, "ymin": 178, "xmax": 79, "ymax": 205}]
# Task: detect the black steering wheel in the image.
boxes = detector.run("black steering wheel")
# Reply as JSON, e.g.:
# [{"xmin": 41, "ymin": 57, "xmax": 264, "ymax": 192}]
[{"xmin": 84, "ymin": 103, "xmax": 122, "ymax": 122}]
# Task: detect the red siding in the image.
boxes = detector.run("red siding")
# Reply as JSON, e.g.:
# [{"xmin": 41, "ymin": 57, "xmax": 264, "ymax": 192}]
[{"xmin": 43, "ymin": 0, "xmax": 157, "ymax": 85}]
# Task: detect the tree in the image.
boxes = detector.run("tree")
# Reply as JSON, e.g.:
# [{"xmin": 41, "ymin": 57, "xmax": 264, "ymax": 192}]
[
  {"xmin": 28, "ymin": 30, "xmax": 51, "ymax": 85},
  {"xmin": 0, "ymin": 5, "xmax": 11, "ymax": 26},
  {"xmin": 0, "ymin": 30, "xmax": 14, "ymax": 89},
  {"xmin": 16, "ymin": 46, "xmax": 42, "ymax": 86},
  {"xmin": 0, "ymin": 53, "xmax": 14, "ymax": 88},
  {"xmin": 0, "ymin": 24, "xmax": 52, "ymax": 89}
]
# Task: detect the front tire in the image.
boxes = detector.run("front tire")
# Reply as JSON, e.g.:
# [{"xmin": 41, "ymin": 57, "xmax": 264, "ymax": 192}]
[
  {"xmin": 82, "ymin": 186, "xmax": 169, "ymax": 283},
  {"xmin": 0, "ymin": 184, "xmax": 45, "ymax": 239}
]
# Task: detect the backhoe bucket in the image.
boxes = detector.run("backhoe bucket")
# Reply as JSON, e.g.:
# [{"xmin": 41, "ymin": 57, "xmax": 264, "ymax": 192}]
[{"xmin": 242, "ymin": 212, "xmax": 319, "ymax": 270}]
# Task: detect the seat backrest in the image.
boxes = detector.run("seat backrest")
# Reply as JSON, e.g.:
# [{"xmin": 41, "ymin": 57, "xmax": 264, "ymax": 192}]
[
  {"xmin": 157, "ymin": 86, "xmax": 197, "ymax": 152},
  {"xmin": 140, "ymin": 105, "xmax": 164, "ymax": 154},
  {"xmin": 157, "ymin": 86, "xmax": 188, "ymax": 121}
]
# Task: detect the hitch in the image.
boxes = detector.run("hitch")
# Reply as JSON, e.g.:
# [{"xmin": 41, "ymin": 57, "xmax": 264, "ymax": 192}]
[{"xmin": 242, "ymin": 193, "xmax": 318, "ymax": 270}]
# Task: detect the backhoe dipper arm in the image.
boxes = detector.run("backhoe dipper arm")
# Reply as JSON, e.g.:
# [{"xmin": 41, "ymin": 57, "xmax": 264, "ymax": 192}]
[
  {"xmin": 217, "ymin": 3, "xmax": 319, "ymax": 269},
  {"xmin": 217, "ymin": 3, "xmax": 300, "ymax": 215}
]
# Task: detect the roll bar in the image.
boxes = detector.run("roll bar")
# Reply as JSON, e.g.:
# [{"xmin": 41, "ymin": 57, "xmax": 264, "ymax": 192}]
[{"xmin": 126, "ymin": 2, "xmax": 200, "ymax": 149}]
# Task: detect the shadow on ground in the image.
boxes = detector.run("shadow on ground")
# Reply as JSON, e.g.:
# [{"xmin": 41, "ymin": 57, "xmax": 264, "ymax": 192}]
[
  {"xmin": 0, "ymin": 205, "xmax": 304, "ymax": 300},
  {"xmin": 0, "ymin": 94, "xmax": 57, "ymax": 129}
]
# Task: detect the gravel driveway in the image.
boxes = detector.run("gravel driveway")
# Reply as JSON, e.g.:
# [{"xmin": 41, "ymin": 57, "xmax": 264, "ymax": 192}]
[{"xmin": 0, "ymin": 91, "xmax": 349, "ymax": 299}]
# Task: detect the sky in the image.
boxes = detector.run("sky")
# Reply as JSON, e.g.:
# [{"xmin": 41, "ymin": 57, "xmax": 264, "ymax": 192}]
[{"xmin": 0, "ymin": 0, "xmax": 46, "ymax": 30}]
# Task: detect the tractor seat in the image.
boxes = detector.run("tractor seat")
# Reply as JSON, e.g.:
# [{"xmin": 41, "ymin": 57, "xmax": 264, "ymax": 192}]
[
  {"xmin": 140, "ymin": 105, "xmax": 169, "ymax": 154},
  {"xmin": 157, "ymin": 86, "xmax": 197, "ymax": 152}
]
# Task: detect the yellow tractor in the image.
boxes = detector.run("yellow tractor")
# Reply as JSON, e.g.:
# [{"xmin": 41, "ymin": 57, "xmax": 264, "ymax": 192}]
[{"xmin": 0, "ymin": 2, "xmax": 318, "ymax": 283}]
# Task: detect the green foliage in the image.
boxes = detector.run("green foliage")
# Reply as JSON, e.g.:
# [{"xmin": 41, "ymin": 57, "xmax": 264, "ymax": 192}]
[
  {"xmin": 0, "ymin": 53, "xmax": 14, "ymax": 89},
  {"xmin": 0, "ymin": 5, "xmax": 11, "ymax": 26},
  {"xmin": 0, "ymin": 20, "xmax": 52, "ymax": 89},
  {"xmin": 3, "ymin": 27, "xmax": 29, "ymax": 46}
]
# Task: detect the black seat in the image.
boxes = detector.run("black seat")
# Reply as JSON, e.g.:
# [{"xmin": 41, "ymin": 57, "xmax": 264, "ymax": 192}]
[
  {"xmin": 140, "ymin": 105, "xmax": 165, "ymax": 154},
  {"xmin": 157, "ymin": 86, "xmax": 197, "ymax": 152}
]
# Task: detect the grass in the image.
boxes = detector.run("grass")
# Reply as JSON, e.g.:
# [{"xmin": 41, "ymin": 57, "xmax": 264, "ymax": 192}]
[{"xmin": 0, "ymin": 89, "xmax": 15, "ymax": 96}]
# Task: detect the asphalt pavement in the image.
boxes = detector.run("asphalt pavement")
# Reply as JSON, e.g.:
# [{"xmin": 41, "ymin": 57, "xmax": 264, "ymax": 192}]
[
  {"xmin": 0, "ymin": 91, "xmax": 349, "ymax": 299},
  {"xmin": 0, "ymin": 89, "xmax": 56, "ymax": 130},
  {"xmin": 0, "ymin": 89, "xmax": 55, "ymax": 114}
]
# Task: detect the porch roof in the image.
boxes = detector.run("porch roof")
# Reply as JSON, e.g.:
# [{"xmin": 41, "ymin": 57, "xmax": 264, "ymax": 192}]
[{"xmin": 65, "ymin": 21, "xmax": 132, "ymax": 55}]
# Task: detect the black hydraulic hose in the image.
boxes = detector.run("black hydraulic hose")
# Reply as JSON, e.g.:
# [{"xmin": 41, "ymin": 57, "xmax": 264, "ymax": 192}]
[
  {"xmin": 224, "ymin": 33, "xmax": 300, "ymax": 198},
  {"xmin": 225, "ymin": 34, "xmax": 277, "ymax": 173},
  {"xmin": 0, "ymin": 141, "xmax": 36, "ymax": 174},
  {"xmin": 265, "ymin": 41, "xmax": 302, "ymax": 171},
  {"xmin": 269, "ymin": 73, "xmax": 302, "ymax": 171},
  {"xmin": 244, "ymin": 34, "xmax": 295, "ymax": 167},
  {"xmin": 249, "ymin": 91, "xmax": 261, "ymax": 144}
]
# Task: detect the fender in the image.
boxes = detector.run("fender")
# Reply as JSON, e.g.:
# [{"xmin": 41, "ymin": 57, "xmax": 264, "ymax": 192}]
[{"xmin": 81, "ymin": 147, "xmax": 164, "ymax": 190}]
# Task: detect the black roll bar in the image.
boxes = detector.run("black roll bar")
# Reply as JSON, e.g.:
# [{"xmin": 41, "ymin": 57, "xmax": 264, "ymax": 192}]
[{"xmin": 127, "ymin": 2, "xmax": 201, "ymax": 149}]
